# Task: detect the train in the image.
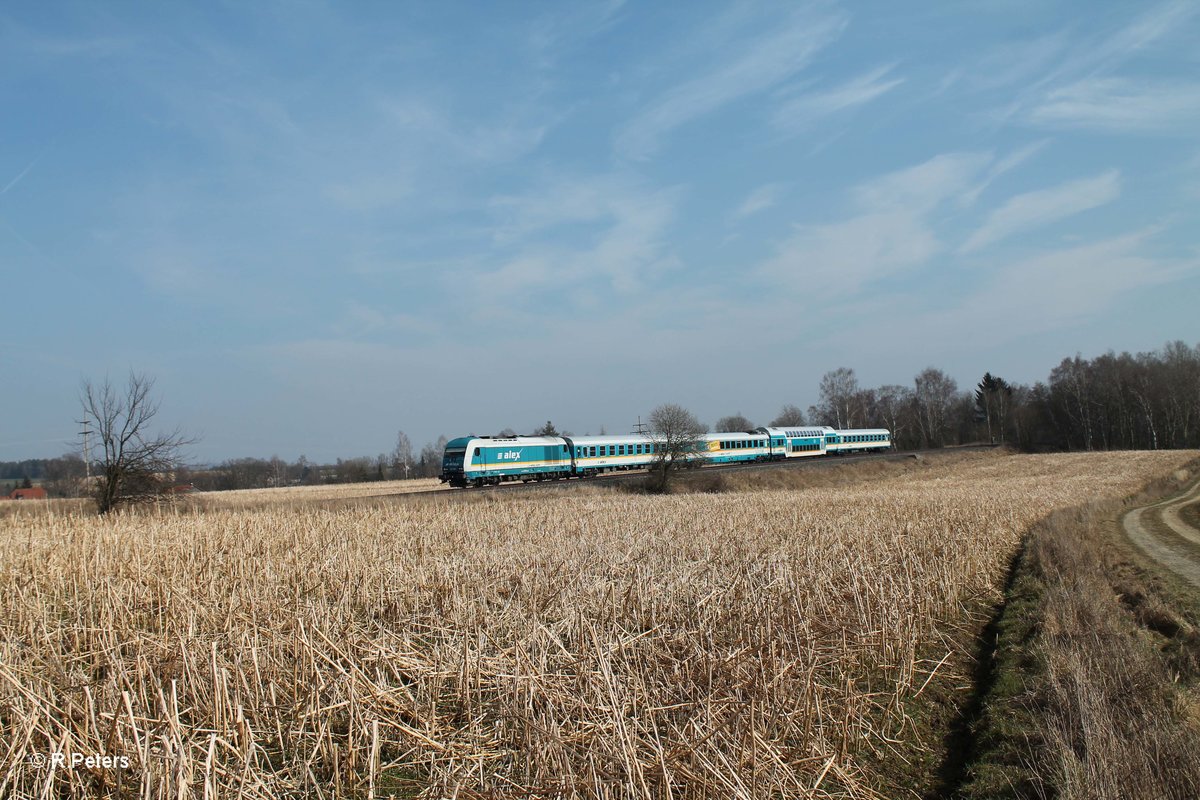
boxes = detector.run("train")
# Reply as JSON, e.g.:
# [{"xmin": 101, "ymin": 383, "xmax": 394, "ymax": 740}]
[{"xmin": 439, "ymin": 426, "xmax": 892, "ymax": 488}]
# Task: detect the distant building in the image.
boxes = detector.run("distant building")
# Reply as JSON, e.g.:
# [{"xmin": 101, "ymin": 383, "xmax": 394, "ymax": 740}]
[{"xmin": 9, "ymin": 487, "xmax": 48, "ymax": 500}]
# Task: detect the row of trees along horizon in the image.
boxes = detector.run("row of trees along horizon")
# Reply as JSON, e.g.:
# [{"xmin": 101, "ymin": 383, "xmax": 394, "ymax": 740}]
[{"xmin": 4, "ymin": 339, "xmax": 1198, "ymax": 500}]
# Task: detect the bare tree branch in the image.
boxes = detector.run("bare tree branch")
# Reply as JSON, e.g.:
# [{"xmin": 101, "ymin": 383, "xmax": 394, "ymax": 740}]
[
  {"xmin": 646, "ymin": 403, "xmax": 705, "ymax": 493},
  {"xmin": 80, "ymin": 372, "xmax": 196, "ymax": 513}
]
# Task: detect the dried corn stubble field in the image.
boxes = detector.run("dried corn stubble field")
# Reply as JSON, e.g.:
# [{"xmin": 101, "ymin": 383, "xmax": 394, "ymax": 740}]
[
  {"xmin": 1, "ymin": 451, "xmax": 1194, "ymax": 798},
  {"xmin": 190, "ymin": 477, "xmax": 448, "ymax": 509}
]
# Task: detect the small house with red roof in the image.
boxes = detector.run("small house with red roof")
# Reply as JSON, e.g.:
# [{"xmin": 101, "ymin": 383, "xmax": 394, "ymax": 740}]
[{"xmin": 9, "ymin": 487, "xmax": 48, "ymax": 500}]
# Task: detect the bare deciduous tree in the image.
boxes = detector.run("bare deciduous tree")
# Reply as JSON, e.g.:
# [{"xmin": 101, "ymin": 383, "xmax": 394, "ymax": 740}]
[
  {"xmin": 714, "ymin": 413, "xmax": 754, "ymax": 432},
  {"xmin": 647, "ymin": 403, "xmax": 705, "ymax": 493},
  {"xmin": 815, "ymin": 368, "xmax": 861, "ymax": 429},
  {"xmin": 769, "ymin": 404, "xmax": 806, "ymax": 427},
  {"xmin": 80, "ymin": 373, "xmax": 195, "ymax": 513},
  {"xmin": 873, "ymin": 385, "xmax": 914, "ymax": 446},
  {"xmin": 392, "ymin": 431, "xmax": 414, "ymax": 479},
  {"xmin": 913, "ymin": 367, "xmax": 958, "ymax": 448}
]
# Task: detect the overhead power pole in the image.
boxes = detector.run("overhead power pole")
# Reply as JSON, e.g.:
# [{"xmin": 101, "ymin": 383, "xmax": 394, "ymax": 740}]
[{"xmin": 76, "ymin": 419, "xmax": 92, "ymax": 482}]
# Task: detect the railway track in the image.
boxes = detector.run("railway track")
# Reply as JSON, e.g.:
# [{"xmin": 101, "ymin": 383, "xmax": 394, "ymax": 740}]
[{"xmin": 321, "ymin": 444, "xmax": 999, "ymax": 506}]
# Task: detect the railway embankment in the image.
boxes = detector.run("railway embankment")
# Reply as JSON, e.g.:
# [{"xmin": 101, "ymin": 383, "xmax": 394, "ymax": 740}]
[{"xmin": 957, "ymin": 459, "xmax": 1200, "ymax": 799}]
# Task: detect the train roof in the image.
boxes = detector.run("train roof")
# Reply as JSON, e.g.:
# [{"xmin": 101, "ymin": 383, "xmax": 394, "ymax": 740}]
[
  {"xmin": 565, "ymin": 433, "xmax": 654, "ymax": 446},
  {"xmin": 833, "ymin": 428, "xmax": 891, "ymax": 435},
  {"xmin": 757, "ymin": 426, "xmax": 831, "ymax": 438},
  {"xmin": 454, "ymin": 435, "xmax": 567, "ymax": 447}
]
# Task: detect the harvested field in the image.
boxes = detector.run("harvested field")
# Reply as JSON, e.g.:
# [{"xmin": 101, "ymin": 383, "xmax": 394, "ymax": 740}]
[
  {"xmin": 1, "ymin": 451, "xmax": 1194, "ymax": 798},
  {"xmin": 191, "ymin": 477, "xmax": 448, "ymax": 508}
]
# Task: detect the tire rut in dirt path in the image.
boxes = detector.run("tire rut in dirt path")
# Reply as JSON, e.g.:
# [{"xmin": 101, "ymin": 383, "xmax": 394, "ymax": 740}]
[{"xmin": 1123, "ymin": 478, "xmax": 1200, "ymax": 588}]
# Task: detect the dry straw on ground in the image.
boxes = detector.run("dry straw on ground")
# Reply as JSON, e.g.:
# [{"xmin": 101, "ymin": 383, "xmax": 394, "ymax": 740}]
[{"xmin": 1, "ymin": 451, "xmax": 1194, "ymax": 798}]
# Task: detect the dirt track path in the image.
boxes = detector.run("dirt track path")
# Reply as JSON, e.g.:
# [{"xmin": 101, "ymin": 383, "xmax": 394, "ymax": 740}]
[{"xmin": 1123, "ymin": 478, "xmax": 1200, "ymax": 588}]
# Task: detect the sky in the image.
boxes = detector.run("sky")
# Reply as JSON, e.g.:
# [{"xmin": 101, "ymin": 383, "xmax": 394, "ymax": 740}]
[{"xmin": 2, "ymin": 1, "xmax": 1198, "ymax": 464}]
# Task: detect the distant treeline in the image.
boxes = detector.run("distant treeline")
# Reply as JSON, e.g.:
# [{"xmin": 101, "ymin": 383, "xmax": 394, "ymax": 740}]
[
  {"xmin": 798, "ymin": 340, "xmax": 1200, "ymax": 453},
  {"xmin": 175, "ymin": 444, "xmax": 450, "ymax": 493},
  {"xmin": 6, "ymin": 340, "xmax": 1197, "ymax": 497}
]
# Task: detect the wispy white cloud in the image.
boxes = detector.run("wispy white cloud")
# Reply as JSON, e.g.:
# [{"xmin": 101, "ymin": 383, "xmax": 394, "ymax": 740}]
[
  {"xmin": 1021, "ymin": 1, "xmax": 1197, "ymax": 97},
  {"xmin": 759, "ymin": 210, "xmax": 941, "ymax": 294},
  {"xmin": 732, "ymin": 183, "xmax": 785, "ymax": 221},
  {"xmin": 480, "ymin": 174, "xmax": 681, "ymax": 298},
  {"xmin": 772, "ymin": 64, "xmax": 903, "ymax": 132},
  {"xmin": 962, "ymin": 34, "xmax": 1067, "ymax": 93},
  {"xmin": 852, "ymin": 152, "xmax": 991, "ymax": 213},
  {"xmin": 614, "ymin": 7, "xmax": 847, "ymax": 160},
  {"xmin": 930, "ymin": 228, "xmax": 1193, "ymax": 340},
  {"xmin": 0, "ymin": 156, "xmax": 39, "ymax": 196},
  {"xmin": 823, "ymin": 227, "xmax": 1198, "ymax": 364},
  {"xmin": 759, "ymin": 152, "xmax": 990, "ymax": 294},
  {"xmin": 961, "ymin": 169, "xmax": 1120, "ymax": 253},
  {"xmin": 961, "ymin": 140, "xmax": 1050, "ymax": 206},
  {"xmin": 1026, "ymin": 78, "xmax": 1200, "ymax": 132},
  {"xmin": 1079, "ymin": 0, "xmax": 1197, "ymax": 74},
  {"xmin": 333, "ymin": 301, "xmax": 440, "ymax": 340},
  {"xmin": 526, "ymin": 0, "xmax": 627, "ymax": 69},
  {"xmin": 0, "ymin": 17, "xmax": 134, "ymax": 60},
  {"xmin": 978, "ymin": 2, "xmax": 1200, "ymax": 132}
]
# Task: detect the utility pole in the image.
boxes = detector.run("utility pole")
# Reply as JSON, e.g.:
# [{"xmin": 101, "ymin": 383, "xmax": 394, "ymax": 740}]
[
  {"xmin": 633, "ymin": 416, "xmax": 648, "ymax": 435},
  {"xmin": 76, "ymin": 419, "xmax": 92, "ymax": 482}
]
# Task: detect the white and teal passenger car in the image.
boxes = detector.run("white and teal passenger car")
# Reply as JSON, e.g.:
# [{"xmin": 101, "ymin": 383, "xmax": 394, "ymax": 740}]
[
  {"xmin": 439, "ymin": 425, "xmax": 892, "ymax": 487},
  {"xmin": 823, "ymin": 428, "xmax": 892, "ymax": 454}
]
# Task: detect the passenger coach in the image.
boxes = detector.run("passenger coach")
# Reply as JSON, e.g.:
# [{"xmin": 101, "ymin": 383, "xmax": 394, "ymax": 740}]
[
  {"xmin": 756, "ymin": 427, "xmax": 828, "ymax": 458},
  {"xmin": 824, "ymin": 428, "xmax": 892, "ymax": 454},
  {"xmin": 439, "ymin": 425, "xmax": 892, "ymax": 486}
]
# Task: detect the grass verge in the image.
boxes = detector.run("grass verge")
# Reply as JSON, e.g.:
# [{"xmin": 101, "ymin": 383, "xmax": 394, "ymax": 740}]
[{"xmin": 959, "ymin": 460, "xmax": 1200, "ymax": 799}]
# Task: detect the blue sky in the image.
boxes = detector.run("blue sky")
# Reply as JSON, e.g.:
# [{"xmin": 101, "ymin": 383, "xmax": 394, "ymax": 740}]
[{"xmin": 3, "ymin": 1, "xmax": 1198, "ymax": 463}]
